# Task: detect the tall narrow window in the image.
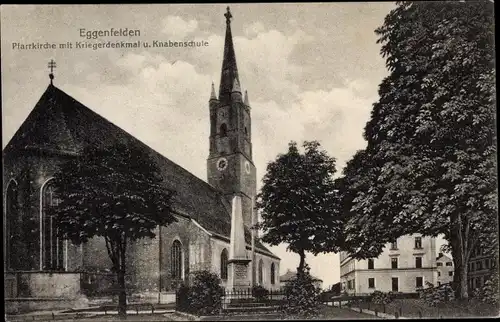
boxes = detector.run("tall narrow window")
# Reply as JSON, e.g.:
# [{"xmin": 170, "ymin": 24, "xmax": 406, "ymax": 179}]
[
  {"xmin": 42, "ymin": 180, "xmax": 64, "ymax": 271},
  {"xmin": 392, "ymin": 277, "xmax": 399, "ymax": 292},
  {"xmin": 171, "ymin": 240, "xmax": 182, "ymax": 280},
  {"xmin": 220, "ymin": 249, "xmax": 228, "ymax": 280},
  {"xmin": 415, "ymin": 257, "xmax": 422, "ymax": 268},
  {"xmin": 416, "ymin": 277, "xmax": 423, "ymax": 288},
  {"xmin": 368, "ymin": 258, "xmax": 374, "ymax": 269},
  {"xmin": 368, "ymin": 278, "xmax": 375, "ymax": 289},
  {"xmin": 270, "ymin": 263, "xmax": 275, "ymax": 285},
  {"xmin": 390, "ymin": 240, "xmax": 398, "ymax": 250},
  {"xmin": 391, "ymin": 257, "xmax": 398, "ymax": 269},
  {"xmin": 258, "ymin": 259, "xmax": 263, "ymax": 285},
  {"xmin": 6, "ymin": 181, "xmax": 19, "ymax": 270},
  {"xmin": 220, "ymin": 123, "xmax": 228, "ymax": 137},
  {"xmin": 414, "ymin": 237, "xmax": 422, "ymax": 249}
]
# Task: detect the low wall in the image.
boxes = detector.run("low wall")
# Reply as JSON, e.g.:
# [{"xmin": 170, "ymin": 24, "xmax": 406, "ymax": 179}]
[
  {"xmin": 5, "ymin": 271, "xmax": 83, "ymax": 298},
  {"xmin": 5, "ymin": 296, "xmax": 89, "ymax": 314},
  {"xmin": 4, "ymin": 271, "xmax": 89, "ymax": 314}
]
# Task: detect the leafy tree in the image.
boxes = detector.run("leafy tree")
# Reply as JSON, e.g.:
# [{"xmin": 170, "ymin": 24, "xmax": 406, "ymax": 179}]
[
  {"xmin": 48, "ymin": 143, "xmax": 176, "ymax": 317},
  {"xmin": 256, "ymin": 141, "xmax": 340, "ymax": 274},
  {"xmin": 339, "ymin": 0, "xmax": 496, "ymax": 300}
]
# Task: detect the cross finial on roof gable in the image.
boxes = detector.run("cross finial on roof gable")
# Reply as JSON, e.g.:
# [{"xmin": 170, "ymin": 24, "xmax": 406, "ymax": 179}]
[{"xmin": 48, "ymin": 59, "xmax": 56, "ymax": 85}]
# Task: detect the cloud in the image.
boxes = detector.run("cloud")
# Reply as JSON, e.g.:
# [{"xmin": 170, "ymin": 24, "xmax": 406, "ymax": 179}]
[
  {"xmin": 244, "ymin": 21, "xmax": 266, "ymax": 37},
  {"xmin": 161, "ymin": 16, "xmax": 199, "ymax": 39}
]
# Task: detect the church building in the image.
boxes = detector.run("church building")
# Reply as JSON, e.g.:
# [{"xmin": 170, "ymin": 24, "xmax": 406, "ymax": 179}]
[{"xmin": 3, "ymin": 7, "xmax": 280, "ymax": 311}]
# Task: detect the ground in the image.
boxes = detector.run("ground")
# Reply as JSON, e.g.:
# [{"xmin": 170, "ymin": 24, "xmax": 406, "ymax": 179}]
[{"xmin": 6, "ymin": 305, "xmax": 380, "ymax": 321}]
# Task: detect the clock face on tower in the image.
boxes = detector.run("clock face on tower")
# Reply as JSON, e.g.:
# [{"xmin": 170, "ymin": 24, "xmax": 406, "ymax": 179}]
[
  {"xmin": 217, "ymin": 157, "xmax": 228, "ymax": 171},
  {"xmin": 245, "ymin": 161, "xmax": 251, "ymax": 174}
]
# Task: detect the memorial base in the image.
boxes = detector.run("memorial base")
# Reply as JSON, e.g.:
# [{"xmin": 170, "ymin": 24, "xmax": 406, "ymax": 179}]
[{"xmin": 226, "ymin": 259, "xmax": 251, "ymax": 292}]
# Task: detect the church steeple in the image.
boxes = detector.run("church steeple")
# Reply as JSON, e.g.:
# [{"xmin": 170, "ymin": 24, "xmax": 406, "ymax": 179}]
[
  {"xmin": 219, "ymin": 6, "xmax": 240, "ymax": 104},
  {"xmin": 207, "ymin": 7, "xmax": 256, "ymax": 229}
]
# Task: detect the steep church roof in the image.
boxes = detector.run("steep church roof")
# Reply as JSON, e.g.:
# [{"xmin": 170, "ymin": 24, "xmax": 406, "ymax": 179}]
[{"xmin": 3, "ymin": 83, "xmax": 278, "ymax": 260}]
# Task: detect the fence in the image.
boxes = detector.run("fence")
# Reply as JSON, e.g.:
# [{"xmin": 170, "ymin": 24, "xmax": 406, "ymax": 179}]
[{"xmin": 176, "ymin": 287, "xmax": 286, "ymax": 316}]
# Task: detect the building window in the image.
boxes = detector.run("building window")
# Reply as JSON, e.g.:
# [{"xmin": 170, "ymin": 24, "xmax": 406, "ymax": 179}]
[
  {"xmin": 437, "ymin": 262, "xmax": 443, "ymax": 267},
  {"xmin": 416, "ymin": 277, "xmax": 423, "ymax": 288},
  {"xmin": 352, "ymin": 279, "xmax": 356, "ymax": 291},
  {"xmin": 368, "ymin": 278, "xmax": 375, "ymax": 289},
  {"xmin": 477, "ymin": 261, "xmax": 483, "ymax": 271},
  {"xmin": 6, "ymin": 180, "xmax": 19, "ymax": 271},
  {"xmin": 171, "ymin": 240, "xmax": 182, "ymax": 280},
  {"xmin": 392, "ymin": 277, "xmax": 399, "ymax": 292},
  {"xmin": 471, "ymin": 262, "xmax": 475, "ymax": 271},
  {"xmin": 485, "ymin": 259, "xmax": 490, "ymax": 269},
  {"xmin": 270, "ymin": 263, "xmax": 275, "ymax": 285},
  {"xmin": 390, "ymin": 240, "xmax": 398, "ymax": 250},
  {"xmin": 446, "ymin": 262, "xmax": 452, "ymax": 267},
  {"xmin": 220, "ymin": 123, "xmax": 228, "ymax": 137},
  {"xmin": 415, "ymin": 257, "xmax": 422, "ymax": 268},
  {"xmin": 438, "ymin": 281, "xmax": 441, "ymax": 286},
  {"xmin": 220, "ymin": 249, "xmax": 228, "ymax": 280},
  {"xmin": 438, "ymin": 271, "xmax": 441, "ymax": 277},
  {"xmin": 347, "ymin": 280, "xmax": 352, "ymax": 290},
  {"xmin": 258, "ymin": 259, "xmax": 263, "ymax": 285},
  {"xmin": 448, "ymin": 271, "xmax": 453, "ymax": 277},
  {"xmin": 391, "ymin": 258, "xmax": 398, "ymax": 269},
  {"xmin": 368, "ymin": 258, "xmax": 374, "ymax": 269},
  {"xmin": 414, "ymin": 237, "xmax": 422, "ymax": 249},
  {"xmin": 42, "ymin": 180, "xmax": 65, "ymax": 271}
]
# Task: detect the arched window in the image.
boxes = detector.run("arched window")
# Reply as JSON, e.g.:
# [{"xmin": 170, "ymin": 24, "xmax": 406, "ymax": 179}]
[
  {"xmin": 6, "ymin": 180, "xmax": 19, "ymax": 270},
  {"xmin": 41, "ymin": 180, "xmax": 64, "ymax": 270},
  {"xmin": 220, "ymin": 249, "xmax": 228, "ymax": 280},
  {"xmin": 171, "ymin": 240, "xmax": 182, "ymax": 280},
  {"xmin": 220, "ymin": 123, "xmax": 227, "ymax": 137},
  {"xmin": 244, "ymin": 127, "xmax": 248, "ymax": 137},
  {"xmin": 258, "ymin": 259, "xmax": 263, "ymax": 285},
  {"xmin": 270, "ymin": 263, "xmax": 276, "ymax": 285}
]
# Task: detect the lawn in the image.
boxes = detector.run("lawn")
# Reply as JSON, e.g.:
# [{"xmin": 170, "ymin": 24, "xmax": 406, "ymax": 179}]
[{"xmin": 356, "ymin": 298, "xmax": 499, "ymax": 318}]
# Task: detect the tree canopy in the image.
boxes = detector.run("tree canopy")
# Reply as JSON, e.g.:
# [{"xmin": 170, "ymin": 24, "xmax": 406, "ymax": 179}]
[
  {"xmin": 339, "ymin": 0, "xmax": 496, "ymax": 299},
  {"xmin": 256, "ymin": 141, "xmax": 342, "ymax": 272},
  {"xmin": 49, "ymin": 143, "xmax": 177, "ymax": 316}
]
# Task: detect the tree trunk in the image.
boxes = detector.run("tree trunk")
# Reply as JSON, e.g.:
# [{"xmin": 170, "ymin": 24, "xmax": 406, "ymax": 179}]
[
  {"xmin": 298, "ymin": 249, "xmax": 306, "ymax": 275},
  {"xmin": 459, "ymin": 263, "xmax": 468, "ymax": 301},
  {"xmin": 117, "ymin": 268, "xmax": 127, "ymax": 318},
  {"xmin": 117, "ymin": 237, "xmax": 127, "ymax": 319}
]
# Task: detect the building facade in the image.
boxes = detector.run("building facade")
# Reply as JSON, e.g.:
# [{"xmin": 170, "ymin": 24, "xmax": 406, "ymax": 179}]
[
  {"xmin": 279, "ymin": 269, "xmax": 323, "ymax": 290},
  {"xmin": 3, "ymin": 8, "xmax": 280, "ymax": 313},
  {"xmin": 340, "ymin": 234, "xmax": 438, "ymax": 294},
  {"xmin": 467, "ymin": 244, "xmax": 498, "ymax": 293},
  {"xmin": 436, "ymin": 253, "xmax": 454, "ymax": 286}
]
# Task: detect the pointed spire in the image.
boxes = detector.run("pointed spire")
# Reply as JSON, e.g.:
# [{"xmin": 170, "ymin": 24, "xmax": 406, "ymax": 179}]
[
  {"xmin": 244, "ymin": 90, "xmax": 249, "ymax": 106},
  {"xmin": 219, "ymin": 6, "xmax": 240, "ymax": 104},
  {"xmin": 232, "ymin": 78, "xmax": 241, "ymax": 93},
  {"xmin": 210, "ymin": 82, "xmax": 217, "ymax": 100}
]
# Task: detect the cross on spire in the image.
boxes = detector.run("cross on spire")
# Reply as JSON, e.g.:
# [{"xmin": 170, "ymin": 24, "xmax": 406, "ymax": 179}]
[
  {"xmin": 224, "ymin": 6, "xmax": 232, "ymax": 24},
  {"xmin": 48, "ymin": 59, "xmax": 56, "ymax": 85}
]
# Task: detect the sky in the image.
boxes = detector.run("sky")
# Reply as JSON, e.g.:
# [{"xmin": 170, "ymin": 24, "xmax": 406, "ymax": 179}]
[{"xmin": 1, "ymin": 3, "xmax": 448, "ymax": 288}]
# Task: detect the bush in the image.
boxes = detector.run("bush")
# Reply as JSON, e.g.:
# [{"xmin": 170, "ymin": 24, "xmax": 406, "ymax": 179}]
[
  {"xmin": 473, "ymin": 273, "xmax": 499, "ymax": 305},
  {"xmin": 176, "ymin": 283, "xmax": 192, "ymax": 313},
  {"xmin": 418, "ymin": 281, "xmax": 455, "ymax": 307},
  {"xmin": 188, "ymin": 270, "xmax": 224, "ymax": 316},
  {"xmin": 252, "ymin": 285, "xmax": 269, "ymax": 302},
  {"xmin": 370, "ymin": 290, "xmax": 394, "ymax": 304},
  {"xmin": 282, "ymin": 265, "xmax": 322, "ymax": 318}
]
